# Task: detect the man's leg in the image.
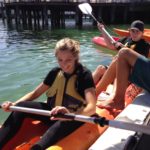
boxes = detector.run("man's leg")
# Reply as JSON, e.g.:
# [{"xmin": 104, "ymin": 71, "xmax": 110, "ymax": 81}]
[
  {"xmin": 114, "ymin": 49, "xmax": 140, "ymax": 107},
  {"xmin": 115, "ymin": 48, "xmax": 140, "ymax": 100},
  {"xmin": 98, "ymin": 48, "xmax": 140, "ymax": 110}
]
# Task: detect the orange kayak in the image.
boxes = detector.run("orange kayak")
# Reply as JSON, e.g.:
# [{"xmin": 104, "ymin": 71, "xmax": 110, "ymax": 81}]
[
  {"xmin": 1, "ymin": 84, "xmax": 140, "ymax": 150},
  {"xmin": 113, "ymin": 28, "xmax": 150, "ymax": 42}
]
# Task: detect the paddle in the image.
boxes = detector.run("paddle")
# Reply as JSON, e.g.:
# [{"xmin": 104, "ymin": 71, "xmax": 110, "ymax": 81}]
[
  {"xmin": 1, "ymin": 105, "xmax": 150, "ymax": 135},
  {"xmin": 78, "ymin": 3, "xmax": 116, "ymax": 44}
]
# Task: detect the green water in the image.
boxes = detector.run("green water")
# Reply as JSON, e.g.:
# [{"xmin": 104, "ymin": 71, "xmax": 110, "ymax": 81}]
[{"xmin": 0, "ymin": 20, "xmax": 148, "ymax": 124}]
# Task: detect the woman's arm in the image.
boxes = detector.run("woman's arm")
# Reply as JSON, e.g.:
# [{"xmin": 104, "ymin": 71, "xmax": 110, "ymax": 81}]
[
  {"xmin": 77, "ymin": 87, "xmax": 96, "ymax": 116},
  {"xmin": 14, "ymin": 82, "xmax": 49, "ymax": 105},
  {"xmin": 1, "ymin": 82, "xmax": 49, "ymax": 111}
]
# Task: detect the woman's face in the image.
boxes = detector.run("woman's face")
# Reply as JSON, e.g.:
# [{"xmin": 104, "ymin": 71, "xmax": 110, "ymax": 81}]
[
  {"xmin": 129, "ymin": 29, "xmax": 143, "ymax": 41},
  {"xmin": 56, "ymin": 50, "xmax": 77, "ymax": 74}
]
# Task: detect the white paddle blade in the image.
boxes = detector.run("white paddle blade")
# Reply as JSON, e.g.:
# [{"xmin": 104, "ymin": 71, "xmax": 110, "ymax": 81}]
[{"xmin": 78, "ymin": 3, "xmax": 92, "ymax": 15}]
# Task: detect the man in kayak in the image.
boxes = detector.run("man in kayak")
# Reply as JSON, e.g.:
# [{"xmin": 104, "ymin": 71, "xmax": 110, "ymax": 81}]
[
  {"xmin": 0, "ymin": 38, "xmax": 96, "ymax": 149},
  {"xmin": 93, "ymin": 20, "xmax": 150, "ymax": 109}
]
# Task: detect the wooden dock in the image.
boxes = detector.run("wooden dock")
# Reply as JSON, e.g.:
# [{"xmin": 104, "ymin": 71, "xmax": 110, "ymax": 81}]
[{"xmin": 1, "ymin": 0, "xmax": 150, "ymax": 29}]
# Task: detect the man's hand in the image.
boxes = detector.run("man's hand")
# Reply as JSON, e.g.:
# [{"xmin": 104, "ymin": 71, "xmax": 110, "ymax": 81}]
[{"xmin": 114, "ymin": 42, "xmax": 124, "ymax": 50}]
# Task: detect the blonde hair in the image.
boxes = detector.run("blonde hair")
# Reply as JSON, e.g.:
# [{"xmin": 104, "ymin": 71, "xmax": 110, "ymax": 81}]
[{"xmin": 55, "ymin": 38, "xmax": 80, "ymax": 59}]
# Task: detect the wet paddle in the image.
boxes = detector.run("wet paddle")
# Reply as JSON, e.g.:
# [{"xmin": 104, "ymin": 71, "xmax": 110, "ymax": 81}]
[
  {"xmin": 78, "ymin": 3, "xmax": 116, "ymax": 44},
  {"xmin": 1, "ymin": 105, "xmax": 150, "ymax": 135}
]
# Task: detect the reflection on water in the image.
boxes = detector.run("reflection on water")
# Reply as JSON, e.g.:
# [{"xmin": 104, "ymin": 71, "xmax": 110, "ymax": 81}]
[{"xmin": 0, "ymin": 20, "xmax": 116, "ymax": 124}]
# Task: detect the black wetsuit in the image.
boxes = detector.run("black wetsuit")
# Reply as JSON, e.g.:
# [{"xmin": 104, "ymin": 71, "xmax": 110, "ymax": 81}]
[{"xmin": 119, "ymin": 37, "xmax": 150, "ymax": 57}]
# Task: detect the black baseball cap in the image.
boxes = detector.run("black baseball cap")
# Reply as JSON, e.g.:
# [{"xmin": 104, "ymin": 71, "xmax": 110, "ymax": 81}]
[{"xmin": 130, "ymin": 20, "xmax": 144, "ymax": 32}]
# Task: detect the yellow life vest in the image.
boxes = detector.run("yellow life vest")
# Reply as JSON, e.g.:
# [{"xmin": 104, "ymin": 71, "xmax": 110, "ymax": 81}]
[{"xmin": 46, "ymin": 70, "xmax": 86, "ymax": 112}]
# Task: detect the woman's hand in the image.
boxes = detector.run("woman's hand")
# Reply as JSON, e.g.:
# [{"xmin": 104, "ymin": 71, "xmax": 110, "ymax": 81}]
[
  {"xmin": 1, "ymin": 101, "xmax": 14, "ymax": 112},
  {"xmin": 50, "ymin": 106, "xmax": 70, "ymax": 121}
]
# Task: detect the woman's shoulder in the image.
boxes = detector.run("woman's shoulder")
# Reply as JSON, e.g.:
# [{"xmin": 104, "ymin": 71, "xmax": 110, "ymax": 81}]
[
  {"xmin": 44, "ymin": 67, "xmax": 61, "ymax": 85},
  {"xmin": 50, "ymin": 67, "xmax": 61, "ymax": 73}
]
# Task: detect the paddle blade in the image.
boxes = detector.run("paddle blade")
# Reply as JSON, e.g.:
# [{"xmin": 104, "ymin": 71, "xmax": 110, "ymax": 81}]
[{"xmin": 78, "ymin": 3, "xmax": 92, "ymax": 15}]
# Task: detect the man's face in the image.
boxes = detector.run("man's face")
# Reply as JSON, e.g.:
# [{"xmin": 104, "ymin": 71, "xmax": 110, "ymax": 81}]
[{"xmin": 129, "ymin": 28, "xmax": 143, "ymax": 41}]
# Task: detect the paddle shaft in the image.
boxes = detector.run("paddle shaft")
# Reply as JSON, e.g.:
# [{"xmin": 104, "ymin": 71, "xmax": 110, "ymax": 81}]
[
  {"xmin": 73, "ymin": 115, "xmax": 150, "ymax": 135},
  {"xmin": 89, "ymin": 13, "xmax": 115, "ymax": 44},
  {"xmin": 0, "ymin": 105, "xmax": 75, "ymax": 119},
  {"xmin": 1, "ymin": 105, "xmax": 150, "ymax": 135}
]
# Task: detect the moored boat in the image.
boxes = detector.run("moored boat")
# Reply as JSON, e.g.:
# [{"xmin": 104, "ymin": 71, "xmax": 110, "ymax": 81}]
[
  {"xmin": 0, "ymin": 83, "xmax": 140, "ymax": 150},
  {"xmin": 113, "ymin": 28, "xmax": 150, "ymax": 42}
]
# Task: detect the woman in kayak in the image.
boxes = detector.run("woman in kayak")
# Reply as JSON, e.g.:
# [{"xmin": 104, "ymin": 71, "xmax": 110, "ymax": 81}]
[
  {"xmin": 0, "ymin": 38, "xmax": 96, "ymax": 150},
  {"xmin": 93, "ymin": 20, "xmax": 150, "ymax": 109}
]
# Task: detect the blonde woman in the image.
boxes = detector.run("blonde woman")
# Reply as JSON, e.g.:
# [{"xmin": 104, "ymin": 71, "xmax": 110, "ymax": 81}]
[{"xmin": 0, "ymin": 38, "xmax": 96, "ymax": 150}]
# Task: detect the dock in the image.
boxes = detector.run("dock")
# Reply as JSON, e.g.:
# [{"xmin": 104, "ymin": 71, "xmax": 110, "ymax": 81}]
[{"xmin": 1, "ymin": 0, "xmax": 150, "ymax": 29}]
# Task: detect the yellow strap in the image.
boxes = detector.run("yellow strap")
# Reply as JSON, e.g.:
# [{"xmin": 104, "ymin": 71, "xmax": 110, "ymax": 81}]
[{"xmin": 55, "ymin": 72, "xmax": 65, "ymax": 106}]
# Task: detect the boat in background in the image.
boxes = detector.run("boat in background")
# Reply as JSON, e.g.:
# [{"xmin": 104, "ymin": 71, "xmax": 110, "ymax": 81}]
[
  {"xmin": 1, "ymin": 83, "xmax": 139, "ymax": 150},
  {"xmin": 92, "ymin": 36, "xmax": 119, "ymax": 50},
  {"xmin": 113, "ymin": 28, "xmax": 150, "ymax": 42}
]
